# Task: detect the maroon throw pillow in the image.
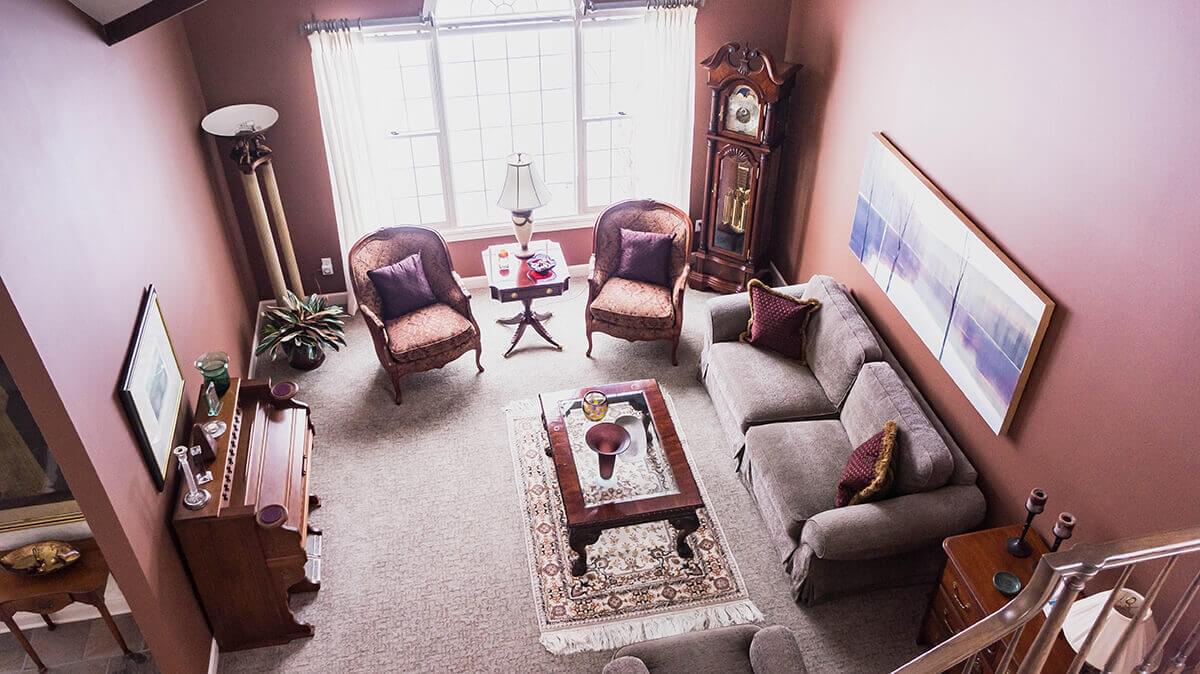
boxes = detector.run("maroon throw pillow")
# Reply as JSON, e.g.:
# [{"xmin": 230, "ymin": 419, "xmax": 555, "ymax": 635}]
[
  {"xmin": 739, "ymin": 279, "xmax": 821, "ymax": 362},
  {"xmin": 367, "ymin": 253, "xmax": 437, "ymax": 321},
  {"xmin": 836, "ymin": 421, "xmax": 898, "ymax": 508},
  {"xmin": 614, "ymin": 228, "xmax": 673, "ymax": 287}
]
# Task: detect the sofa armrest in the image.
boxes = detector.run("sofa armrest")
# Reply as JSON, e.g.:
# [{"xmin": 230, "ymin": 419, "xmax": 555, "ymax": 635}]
[
  {"xmin": 750, "ymin": 626, "xmax": 807, "ymax": 674},
  {"xmin": 801, "ymin": 485, "xmax": 985, "ymax": 561},
  {"xmin": 602, "ymin": 656, "xmax": 651, "ymax": 674},
  {"xmin": 704, "ymin": 283, "xmax": 808, "ymax": 345}
]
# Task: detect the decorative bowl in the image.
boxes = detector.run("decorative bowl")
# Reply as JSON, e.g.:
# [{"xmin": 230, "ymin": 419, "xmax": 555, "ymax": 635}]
[
  {"xmin": 527, "ymin": 253, "xmax": 556, "ymax": 274},
  {"xmin": 0, "ymin": 540, "xmax": 82, "ymax": 576},
  {"xmin": 585, "ymin": 423, "xmax": 630, "ymax": 481}
]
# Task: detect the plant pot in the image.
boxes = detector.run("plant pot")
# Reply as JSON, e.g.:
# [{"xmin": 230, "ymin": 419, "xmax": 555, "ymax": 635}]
[{"xmin": 288, "ymin": 346, "xmax": 326, "ymax": 371}]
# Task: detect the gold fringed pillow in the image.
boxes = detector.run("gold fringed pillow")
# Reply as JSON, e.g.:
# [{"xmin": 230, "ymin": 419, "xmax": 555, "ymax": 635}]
[
  {"xmin": 739, "ymin": 279, "xmax": 821, "ymax": 364},
  {"xmin": 835, "ymin": 421, "xmax": 898, "ymax": 507}
]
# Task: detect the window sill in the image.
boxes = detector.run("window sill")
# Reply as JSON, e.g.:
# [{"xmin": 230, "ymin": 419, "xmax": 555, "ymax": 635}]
[{"xmin": 438, "ymin": 215, "xmax": 596, "ymax": 243}]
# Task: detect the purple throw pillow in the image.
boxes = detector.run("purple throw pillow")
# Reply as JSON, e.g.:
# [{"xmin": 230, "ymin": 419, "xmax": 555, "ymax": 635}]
[
  {"xmin": 367, "ymin": 253, "xmax": 437, "ymax": 321},
  {"xmin": 739, "ymin": 279, "xmax": 821, "ymax": 362},
  {"xmin": 614, "ymin": 228, "xmax": 673, "ymax": 287}
]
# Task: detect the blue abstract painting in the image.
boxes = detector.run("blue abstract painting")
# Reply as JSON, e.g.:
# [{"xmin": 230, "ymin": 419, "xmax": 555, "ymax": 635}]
[{"xmin": 849, "ymin": 134, "xmax": 1053, "ymax": 433}]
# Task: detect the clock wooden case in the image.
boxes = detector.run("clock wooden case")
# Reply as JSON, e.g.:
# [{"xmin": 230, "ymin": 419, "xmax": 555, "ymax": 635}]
[{"xmin": 689, "ymin": 43, "xmax": 798, "ymax": 293}]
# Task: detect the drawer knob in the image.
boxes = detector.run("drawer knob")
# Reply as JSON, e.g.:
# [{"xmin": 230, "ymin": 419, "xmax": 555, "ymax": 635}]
[{"xmin": 952, "ymin": 580, "xmax": 971, "ymax": 612}]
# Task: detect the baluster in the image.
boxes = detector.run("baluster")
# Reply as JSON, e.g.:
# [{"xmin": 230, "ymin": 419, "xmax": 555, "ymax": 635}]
[
  {"xmin": 1020, "ymin": 577, "xmax": 1085, "ymax": 674},
  {"xmin": 1066, "ymin": 566, "xmax": 1133, "ymax": 674},
  {"xmin": 1162, "ymin": 618, "xmax": 1200, "ymax": 674},
  {"xmin": 1104, "ymin": 556, "xmax": 1178, "ymax": 672},
  {"xmin": 995, "ymin": 623, "xmax": 1025, "ymax": 674},
  {"xmin": 1134, "ymin": 566, "xmax": 1200, "ymax": 673}
]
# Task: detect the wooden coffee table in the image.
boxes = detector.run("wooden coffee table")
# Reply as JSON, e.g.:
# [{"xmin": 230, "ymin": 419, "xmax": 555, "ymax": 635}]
[
  {"xmin": 539, "ymin": 379, "xmax": 704, "ymax": 576},
  {"xmin": 482, "ymin": 240, "xmax": 570, "ymax": 357}
]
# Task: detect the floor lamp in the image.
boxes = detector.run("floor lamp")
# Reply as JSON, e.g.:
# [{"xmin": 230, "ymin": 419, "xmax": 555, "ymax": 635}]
[{"xmin": 201, "ymin": 104, "xmax": 303, "ymax": 305}]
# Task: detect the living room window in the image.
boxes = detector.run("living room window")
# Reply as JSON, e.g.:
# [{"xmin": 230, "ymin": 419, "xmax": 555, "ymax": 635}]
[{"xmin": 357, "ymin": 0, "xmax": 644, "ymax": 232}]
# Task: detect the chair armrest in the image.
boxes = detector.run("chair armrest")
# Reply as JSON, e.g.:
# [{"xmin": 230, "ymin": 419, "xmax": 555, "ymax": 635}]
[
  {"xmin": 360, "ymin": 305, "xmax": 388, "ymax": 344},
  {"xmin": 672, "ymin": 264, "xmax": 690, "ymax": 309},
  {"xmin": 602, "ymin": 656, "xmax": 650, "ymax": 674},
  {"xmin": 587, "ymin": 254, "xmax": 609, "ymax": 302},
  {"xmin": 801, "ymin": 485, "xmax": 986, "ymax": 561},
  {"xmin": 452, "ymin": 271, "xmax": 471, "ymax": 300},
  {"xmin": 749, "ymin": 626, "xmax": 807, "ymax": 674}
]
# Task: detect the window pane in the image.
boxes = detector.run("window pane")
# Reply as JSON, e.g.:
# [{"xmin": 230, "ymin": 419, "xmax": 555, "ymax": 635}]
[
  {"xmin": 373, "ymin": 134, "xmax": 448, "ymax": 227},
  {"xmin": 434, "ymin": 0, "xmax": 573, "ymax": 20},
  {"xmin": 582, "ymin": 21, "xmax": 640, "ymax": 118},
  {"xmin": 362, "ymin": 40, "xmax": 438, "ymax": 136}
]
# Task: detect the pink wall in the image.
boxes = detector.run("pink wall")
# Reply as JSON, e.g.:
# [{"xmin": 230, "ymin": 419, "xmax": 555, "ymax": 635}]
[
  {"xmin": 776, "ymin": 0, "xmax": 1200, "ymax": 602},
  {"xmin": 0, "ymin": 2, "xmax": 255, "ymax": 671},
  {"xmin": 182, "ymin": 0, "xmax": 792, "ymax": 297}
]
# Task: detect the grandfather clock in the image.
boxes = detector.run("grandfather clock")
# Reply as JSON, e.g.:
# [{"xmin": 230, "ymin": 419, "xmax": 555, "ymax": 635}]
[{"xmin": 689, "ymin": 44, "xmax": 798, "ymax": 293}]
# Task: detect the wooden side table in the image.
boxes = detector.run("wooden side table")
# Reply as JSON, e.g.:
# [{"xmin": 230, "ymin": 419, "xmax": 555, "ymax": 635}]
[
  {"xmin": 919, "ymin": 525, "xmax": 1075, "ymax": 673},
  {"xmin": 482, "ymin": 240, "xmax": 570, "ymax": 357},
  {"xmin": 0, "ymin": 538, "xmax": 132, "ymax": 672}
]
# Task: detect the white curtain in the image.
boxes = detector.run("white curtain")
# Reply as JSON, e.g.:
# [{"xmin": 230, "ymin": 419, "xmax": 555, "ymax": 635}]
[
  {"xmin": 308, "ymin": 25, "xmax": 382, "ymax": 315},
  {"xmin": 631, "ymin": 5, "xmax": 697, "ymax": 210}
]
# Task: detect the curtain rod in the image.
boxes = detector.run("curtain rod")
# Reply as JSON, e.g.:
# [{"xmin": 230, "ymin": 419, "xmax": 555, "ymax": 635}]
[{"xmin": 302, "ymin": 0, "xmax": 703, "ymax": 34}]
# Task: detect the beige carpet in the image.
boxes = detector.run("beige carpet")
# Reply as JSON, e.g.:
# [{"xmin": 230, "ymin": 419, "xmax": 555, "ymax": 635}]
[{"xmin": 221, "ymin": 282, "xmax": 927, "ymax": 673}]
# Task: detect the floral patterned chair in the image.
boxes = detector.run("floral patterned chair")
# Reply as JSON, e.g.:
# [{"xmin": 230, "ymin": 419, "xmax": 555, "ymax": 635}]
[
  {"xmin": 348, "ymin": 226, "xmax": 483, "ymax": 404},
  {"xmin": 586, "ymin": 200, "xmax": 692, "ymax": 365}
]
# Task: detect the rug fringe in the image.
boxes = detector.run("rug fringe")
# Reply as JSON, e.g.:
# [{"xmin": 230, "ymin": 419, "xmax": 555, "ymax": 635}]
[{"xmin": 538, "ymin": 599, "xmax": 764, "ymax": 655}]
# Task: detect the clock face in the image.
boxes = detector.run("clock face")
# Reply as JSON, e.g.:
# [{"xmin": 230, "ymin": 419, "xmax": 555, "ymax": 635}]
[{"xmin": 724, "ymin": 86, "xmax": 761, "ymax": 137}]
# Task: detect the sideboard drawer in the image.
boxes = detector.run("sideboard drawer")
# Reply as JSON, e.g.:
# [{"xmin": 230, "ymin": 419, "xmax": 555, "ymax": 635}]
[{"xmin": 942, "ymin": 562, "xmax": 985, "ymax": 625}]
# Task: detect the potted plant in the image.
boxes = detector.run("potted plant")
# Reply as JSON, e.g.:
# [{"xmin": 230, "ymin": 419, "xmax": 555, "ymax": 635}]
[{"xmin": 256, "ymin": 291, "xmax": 347, "ymax": 371}]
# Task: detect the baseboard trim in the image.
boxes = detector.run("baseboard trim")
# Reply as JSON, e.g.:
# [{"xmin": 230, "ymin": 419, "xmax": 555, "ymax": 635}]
[{"xmin": 207, "ymin": 638, "xmax": 220, "ymax": 674}]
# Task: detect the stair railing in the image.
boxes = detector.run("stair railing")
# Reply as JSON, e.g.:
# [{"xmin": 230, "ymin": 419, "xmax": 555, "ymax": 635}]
[{"xmin": 893, "ymin": 525, "xmax": 1200, "ymax": 674}]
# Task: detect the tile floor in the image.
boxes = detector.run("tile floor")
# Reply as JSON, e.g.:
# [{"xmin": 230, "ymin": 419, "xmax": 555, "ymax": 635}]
[{"xmin": 0, "ymin": 615, "xmax": 155, "ymax": 673}]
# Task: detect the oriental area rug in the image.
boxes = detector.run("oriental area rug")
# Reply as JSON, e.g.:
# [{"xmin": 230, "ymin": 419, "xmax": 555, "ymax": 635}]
[{"xmin": 505, "ymin": 394, "xmax": 761, "ymax": 655}]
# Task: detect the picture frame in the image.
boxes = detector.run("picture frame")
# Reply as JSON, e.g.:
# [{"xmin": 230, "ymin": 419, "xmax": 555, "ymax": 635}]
[
  {"xmin": 119, "ymin": 285, "xmax": 185, "ymax": 491},
  {"xmin": 849, "ymin": 133, "xmax": 1054, "ymax": 434}
]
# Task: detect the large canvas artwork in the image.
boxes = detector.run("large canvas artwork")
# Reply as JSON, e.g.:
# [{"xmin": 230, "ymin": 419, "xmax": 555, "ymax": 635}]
[{"xmin": 849, "ymin": 133, "xmax": 1053, "ymax": 434}]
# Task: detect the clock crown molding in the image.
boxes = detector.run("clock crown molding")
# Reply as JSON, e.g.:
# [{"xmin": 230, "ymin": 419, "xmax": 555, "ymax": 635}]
[{"xmin": 701, "ymin": 42, "xmax": 799, "ymax": 98}]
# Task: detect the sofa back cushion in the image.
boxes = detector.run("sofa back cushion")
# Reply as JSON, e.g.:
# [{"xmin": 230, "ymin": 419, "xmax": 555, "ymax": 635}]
[
  {"xmin": 841, "ymin": 362, "xmax": 954, "ymax": 494},
  {"xmin": 801, "ymin": 275, "xmax": 883, "ymax": 405}
]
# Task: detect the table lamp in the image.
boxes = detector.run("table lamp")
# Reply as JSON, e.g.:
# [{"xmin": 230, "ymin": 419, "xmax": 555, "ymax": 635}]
[
  {"xmin": 1059, "ymin": 588, "xmax": 1157, "ymax": 671},
  {"xmin": 201, "ymin": 103, "xmax": 303, "ymax": 304},
  {"xmin": 496, "ymin": 153, "xmax": 550, "ymax": 259}
]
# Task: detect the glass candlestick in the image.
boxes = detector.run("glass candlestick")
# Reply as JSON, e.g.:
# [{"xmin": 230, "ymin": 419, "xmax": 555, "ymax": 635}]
[{"xmin": 195, "ymin": 351, "xmax": 230, "ymax": 396}]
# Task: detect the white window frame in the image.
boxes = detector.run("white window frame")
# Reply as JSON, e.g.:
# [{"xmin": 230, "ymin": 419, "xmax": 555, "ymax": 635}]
[{"xmin": 360, "ymin": 0, "xmax": 645, "ymax": 241}]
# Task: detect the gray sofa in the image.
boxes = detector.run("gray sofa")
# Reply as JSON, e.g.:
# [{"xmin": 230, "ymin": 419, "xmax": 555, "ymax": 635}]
[
  {"xmin": 601, "ymin": 625, "xmax": 807, "ymax": 674},
  {"xmin": 700, "ymin": 275, "xmax": 986, "ymax": 604}
]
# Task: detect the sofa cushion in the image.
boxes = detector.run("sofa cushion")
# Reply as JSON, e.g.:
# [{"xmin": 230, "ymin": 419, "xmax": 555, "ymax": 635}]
[
  {"xmin": 740, "ymin": 279, "xmax": 821, "ymax": 362},
  {"xmin": 384, "ymin": 303, "xmax": 476, "ymax": 363},
  {"xmin": 800, "ymin": 275, "xmax": 883, "ymax": 405},
  {"xmin": 611, "ymin": 625, "xmax": 760, "ymax": 674},
  {"xmin": 706, "ymin": 342, "xmax": 838, "ymax": 434},
  {"xmin": 835, "ymin": 420, "xmax": 897, "ymax": 508},
  {"xmin": 590, "ymin": 278, "xmax": 674, "ymax": 329},
  {"xmin": 841, "ymin": 362, "xmax": 954, "ymax": 495},
  {"xmin": 743, "ymin": 420, "xmax": 854, "ymax": 563}
]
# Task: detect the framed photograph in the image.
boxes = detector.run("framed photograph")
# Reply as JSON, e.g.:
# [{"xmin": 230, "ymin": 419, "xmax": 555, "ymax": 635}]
[
  {"xmin": 119, "ymin": 285, "xmax": 185, "ymax": 490},
  {"xmin": 849, "ymin": 133, "xmax": 1054, "ymax": 434}
]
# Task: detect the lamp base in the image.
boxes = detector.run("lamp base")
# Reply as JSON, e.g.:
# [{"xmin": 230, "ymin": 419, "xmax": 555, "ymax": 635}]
[
  {"xmin": 511, "ymin": 212, "xmax": 534, "ymax": 258},
  {"xmin": 514, "ymin": 247, "xmax": 535, "ymax": 259}
]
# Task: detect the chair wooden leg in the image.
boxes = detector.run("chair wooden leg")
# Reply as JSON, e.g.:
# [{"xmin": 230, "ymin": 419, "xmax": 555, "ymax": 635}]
[
  {"xmin": 671, "ymin": 337, "xmax": 679, "ymax": 367},
  {"xmin": 586, "ymin": 329, "xmax": 594, "ymax": 358},
  {"xmin": 389, "ymin": 371, "xmax": 403, "ymax": 405},
  {"xmin": 475, "ymin": 345, "xmax": 485, "ymax": 373}
]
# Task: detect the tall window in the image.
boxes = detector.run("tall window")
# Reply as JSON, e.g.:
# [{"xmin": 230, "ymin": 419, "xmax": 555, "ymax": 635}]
[{"xmin": 359, "ymin": 0, "xmax": 643, "ymax": 232}]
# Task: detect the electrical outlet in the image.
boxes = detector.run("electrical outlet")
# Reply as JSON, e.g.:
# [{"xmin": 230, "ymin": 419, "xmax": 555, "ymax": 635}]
[{"xmin": 320, "ymin": 258, "xmax": 334, "ymax": 276}]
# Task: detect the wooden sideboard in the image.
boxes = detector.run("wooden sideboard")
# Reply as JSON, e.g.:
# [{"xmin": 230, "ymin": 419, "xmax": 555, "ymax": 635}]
[
  {"xmin": 919, "ymin": 525, "xmax": 1075, "ymax": 673},
  {"xmin": 172, "ymin": 378, "xmax": 321, "ymax": 651}
]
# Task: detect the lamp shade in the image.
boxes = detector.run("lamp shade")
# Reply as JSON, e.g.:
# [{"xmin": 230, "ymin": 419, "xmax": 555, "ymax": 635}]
[
  {"xmin": 1060, "ymin": 588, "xmax": 1156, "ymax": 670},
  {"xmin": 201, "ymin": 104, "xmax": 279, "ymax": 137},
  {"xmin": 496, "ymin": 153, "xmax": 550, "ymax": 213}
]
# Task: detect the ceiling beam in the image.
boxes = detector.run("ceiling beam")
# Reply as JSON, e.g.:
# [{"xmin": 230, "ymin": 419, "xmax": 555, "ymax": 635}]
[{"xmin": 101, "ymin": 0, "xmax": 209, "ymax": 45}]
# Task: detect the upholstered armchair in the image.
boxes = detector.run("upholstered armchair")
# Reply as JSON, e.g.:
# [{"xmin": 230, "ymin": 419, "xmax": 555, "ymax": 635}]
[
  {"xmin": 348, "ymin": 226, "xmax": 483, "ymax": 404},
  {"xmin": 585, "ymin": 200, "xmax": 692, "ymax": 365}
]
